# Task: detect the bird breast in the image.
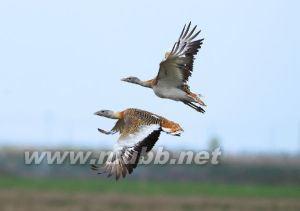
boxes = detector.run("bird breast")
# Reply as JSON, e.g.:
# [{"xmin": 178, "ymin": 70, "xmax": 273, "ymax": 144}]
[{"xmin": 153, "ymin": 86, "xmax": 185, "ymax": 101}]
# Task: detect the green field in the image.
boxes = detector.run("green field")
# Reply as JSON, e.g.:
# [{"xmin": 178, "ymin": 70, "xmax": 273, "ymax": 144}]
[
  {"xmin": 1, "ymin": 177, "xmax": 300, "ymax": 211},
  {"xmin": 1, "ymin": 177, "xmax": 299, "ymax": 198}
]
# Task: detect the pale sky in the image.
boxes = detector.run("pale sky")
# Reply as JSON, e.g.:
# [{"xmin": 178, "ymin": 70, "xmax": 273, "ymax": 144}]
[{"xmin": 0, "ymin": 0, "xmax": 299, "ymax": 153}]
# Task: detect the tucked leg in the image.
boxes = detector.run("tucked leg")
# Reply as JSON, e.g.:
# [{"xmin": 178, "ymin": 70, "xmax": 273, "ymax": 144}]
[
  {"xmin": 183, "ymin": 101, "xmax": 205, "ymax": 113},
  {"xmin": 98, "ymin": 128, "xmax": 116, "ymax": 135}
]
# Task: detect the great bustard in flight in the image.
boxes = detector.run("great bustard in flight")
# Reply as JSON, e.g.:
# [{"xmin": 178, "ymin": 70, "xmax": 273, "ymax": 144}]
[
  {"xmin": 122, "ymin": 22, "xmax": 206, "ymax": 113},
  {"xmin": 92, "ymin": 108, "xmax": 183, "ymax": 180}
]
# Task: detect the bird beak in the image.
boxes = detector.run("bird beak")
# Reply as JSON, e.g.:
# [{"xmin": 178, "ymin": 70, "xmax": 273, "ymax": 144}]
[
  {"xmin": 94, "ymin": 111, "xmax": 102, "ymax": 116},
  {"xmin": 121, "ymin": 78, "xmax": 127, "ymax": 82}
]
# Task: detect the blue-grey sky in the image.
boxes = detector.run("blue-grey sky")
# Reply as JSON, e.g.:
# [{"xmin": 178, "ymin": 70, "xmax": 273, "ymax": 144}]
[{"xmin": 0, "ymin": 0, "xmax": 299, "ymax": 153}]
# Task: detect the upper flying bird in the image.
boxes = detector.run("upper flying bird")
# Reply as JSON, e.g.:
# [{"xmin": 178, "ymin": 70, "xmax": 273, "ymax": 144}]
[
  {"xmin": 92, "ymin": 108, "xmax": 183, "ymax": 180},
  {"xmin": 122, "ymin": 22, "xmax": 206, "ymax": 113}
]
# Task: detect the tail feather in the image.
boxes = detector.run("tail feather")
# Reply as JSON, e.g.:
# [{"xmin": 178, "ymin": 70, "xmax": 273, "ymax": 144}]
[
  {"xmin": 161, "ymin": 119, "xmax": 184, "ymax": 136},
  {"xmin": 186, "ymin": 91, "xmax": 206, "ymax": 107}
]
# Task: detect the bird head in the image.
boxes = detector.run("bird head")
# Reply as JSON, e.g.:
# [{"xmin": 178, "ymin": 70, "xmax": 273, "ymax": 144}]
[
  {"xmin": 121, "ymin": 76, "xmax": 141, "ymax": 85},
  {"xmin": 94, "ymin": 110, "xmax": 119, "ymax": 119}
]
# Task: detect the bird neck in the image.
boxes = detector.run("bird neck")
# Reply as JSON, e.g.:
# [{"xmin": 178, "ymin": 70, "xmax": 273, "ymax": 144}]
[
  {"xmin": 138, "ymin": 79, "xmax": 154, "ymax": 88},
  {"xmin": 113, "ymin": 111, "xmax": 124, "ymax": 119}
]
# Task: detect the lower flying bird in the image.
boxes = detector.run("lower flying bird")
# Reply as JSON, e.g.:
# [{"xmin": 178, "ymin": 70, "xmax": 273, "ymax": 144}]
[
  {"xmin": 92, "ymin": 108, "xmax": 183, "ymax": 180},
  {"xmin": 122, "ymin": 22, "xmax": 206, "ymax": 113}
]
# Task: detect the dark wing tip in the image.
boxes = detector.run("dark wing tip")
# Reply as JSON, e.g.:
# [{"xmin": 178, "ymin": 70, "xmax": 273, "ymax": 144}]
[{"xmin": 179, "ymin": 24, "xmax": 187, "ymax": 39}]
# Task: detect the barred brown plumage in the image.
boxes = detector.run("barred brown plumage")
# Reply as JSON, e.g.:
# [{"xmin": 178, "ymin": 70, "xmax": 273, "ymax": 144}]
[
  {"xmin": 121, "ymin": 22, "xmax": 207, "ymax": 113},
  {"xmin": 93, "ymin": 108, "xmax": 183, "ymax": 180}
]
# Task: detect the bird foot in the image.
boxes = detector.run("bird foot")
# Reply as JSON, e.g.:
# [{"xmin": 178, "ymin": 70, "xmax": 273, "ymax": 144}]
[{"xmin": 98, "ymin": 128, "xmax": 113, "ymax": 135}]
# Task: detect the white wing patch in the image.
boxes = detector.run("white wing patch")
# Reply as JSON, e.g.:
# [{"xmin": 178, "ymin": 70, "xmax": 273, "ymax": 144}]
[{"xmin": 118, "ymin": 124, "xmax": 160, "ymax": 146}]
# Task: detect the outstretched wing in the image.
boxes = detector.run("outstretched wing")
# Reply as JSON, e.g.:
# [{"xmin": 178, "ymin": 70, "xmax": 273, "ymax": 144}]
[
  {"xmin": 157, "ymin": 22, "xmax": 204, "ymax": 87},
  {"xmin": 99, "ymin": 115, "xmax": 162, "ymax": 180}
]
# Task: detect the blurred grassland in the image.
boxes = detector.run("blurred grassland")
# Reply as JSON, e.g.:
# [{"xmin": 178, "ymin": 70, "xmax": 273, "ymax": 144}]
[
  {"xmin": 1, "ymin": 150, "xmax": 300, "ymax": 210},
  {"xmin": 0, "ymin": 176, "xmax": 299, "ymax": 198},
  {"xmin": 1, "ymin": 177, "xmax": 300, "ymax": 211}
]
